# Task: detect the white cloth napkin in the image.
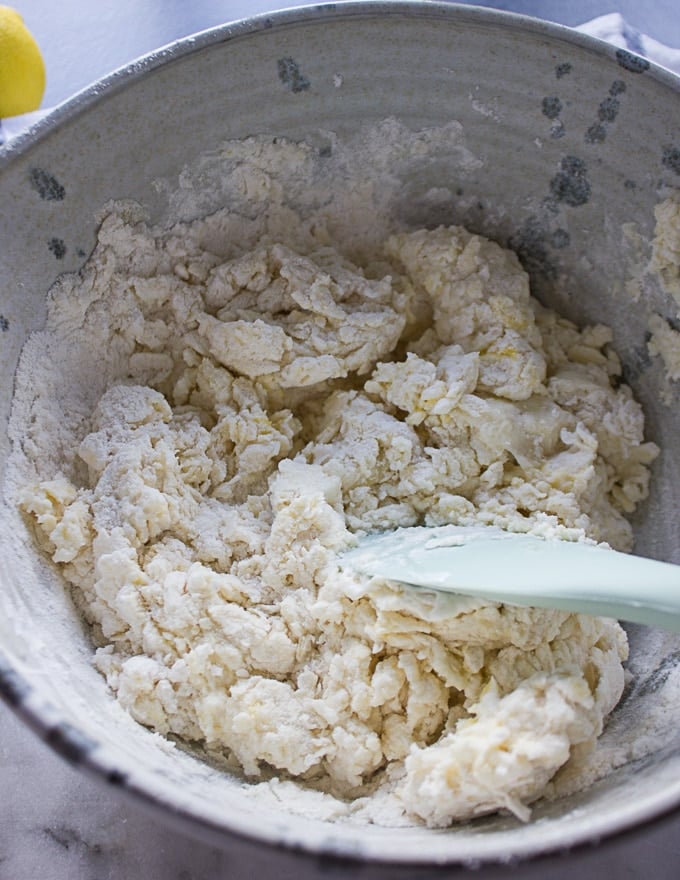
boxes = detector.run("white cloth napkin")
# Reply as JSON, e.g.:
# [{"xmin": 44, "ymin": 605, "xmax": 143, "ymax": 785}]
[
  {"xmin": 1, "ymin": 13, "xmax": 679, "ymax": 145},
  {"xmin": 575, "ymin": 13, "xmax": 680, "ymax": 74}
]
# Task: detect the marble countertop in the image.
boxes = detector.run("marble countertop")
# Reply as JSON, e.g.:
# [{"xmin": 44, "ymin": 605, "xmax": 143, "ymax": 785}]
[{"xmin": 3, "ymin": 2, "xmax": 680, "ymax": 878}]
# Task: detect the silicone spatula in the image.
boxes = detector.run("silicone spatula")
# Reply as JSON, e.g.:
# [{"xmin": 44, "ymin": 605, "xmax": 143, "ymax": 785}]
[{"xmin": 341, "ymin": 525, "xmax": 680, "ymax": 631}]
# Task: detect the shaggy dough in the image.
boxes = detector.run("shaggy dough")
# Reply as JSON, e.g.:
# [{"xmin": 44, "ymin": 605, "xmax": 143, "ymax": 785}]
[
  {"xmin": 649, "ymin": 190, "xmax": 680, "ymax": 307},
  {"xmin": 646, "ymin": 191, "xmax": 680, "ymax": 400},
  {"xmin": 18, "ymin": 212, "xmax": 658, "ymax": 826}
]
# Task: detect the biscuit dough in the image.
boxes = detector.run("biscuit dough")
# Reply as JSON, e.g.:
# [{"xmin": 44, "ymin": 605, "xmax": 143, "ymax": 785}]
[
  {"xmin": 17, "ymin": 209, "xmax": 658, "ymax": 826},
  {"xmin": 646, "ymin": 191, "xmax": 680, "ymax": 400}
]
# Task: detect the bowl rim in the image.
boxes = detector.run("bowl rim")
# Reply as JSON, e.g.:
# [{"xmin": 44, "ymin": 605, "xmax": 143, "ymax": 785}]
[
  {"xmin": 6, "ymin": 638, "xmax": 680, "ymax": 868},
  {"xmin": 2, "ymin": 0, "xmax": 680, "ymax": 164},
  {"xmin": 2, "ymin": 0, "xmax": 680, "ymax": 867}
]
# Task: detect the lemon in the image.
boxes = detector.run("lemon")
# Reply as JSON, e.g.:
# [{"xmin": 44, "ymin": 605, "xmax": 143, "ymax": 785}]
[{"xmin": 0, "ymin": 5, "xmax": 45, "ymax": 117}]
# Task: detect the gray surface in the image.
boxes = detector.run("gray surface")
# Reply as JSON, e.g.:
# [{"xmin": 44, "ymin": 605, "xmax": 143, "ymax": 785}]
[
  {"xmin": 2, "ymin": 2, "xmax": 680, "ymax": 878},
  {"xmin": 15, "ymin": 1, "xmax": 680, "ymax": 108}
]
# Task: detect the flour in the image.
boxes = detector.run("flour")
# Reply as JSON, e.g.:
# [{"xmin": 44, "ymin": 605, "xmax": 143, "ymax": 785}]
[{"xmin": 8, "ymin": 128, "xmax": 660, "ymax": 827}]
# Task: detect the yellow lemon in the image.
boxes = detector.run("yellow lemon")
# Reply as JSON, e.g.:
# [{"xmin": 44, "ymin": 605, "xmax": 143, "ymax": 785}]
[{"xmin": 0, "ymin": 5, "xmax": 45, "ymax": 117}]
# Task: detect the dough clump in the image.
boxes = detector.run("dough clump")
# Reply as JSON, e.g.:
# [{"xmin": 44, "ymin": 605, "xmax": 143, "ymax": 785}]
[{"xmin": 19, "ymin": 212, "xmax": 658, "ymax": 826}]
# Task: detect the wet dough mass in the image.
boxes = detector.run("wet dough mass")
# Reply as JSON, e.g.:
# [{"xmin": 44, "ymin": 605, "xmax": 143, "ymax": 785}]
[{"xmin": 18, "ymin": 209, "xmax": 658, "ymax": 826}]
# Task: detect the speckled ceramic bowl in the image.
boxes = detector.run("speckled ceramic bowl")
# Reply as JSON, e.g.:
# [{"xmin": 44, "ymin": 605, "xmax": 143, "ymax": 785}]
[{"xmin": 2, "ymin": 3, "xmax": 680, "ymax": 871}]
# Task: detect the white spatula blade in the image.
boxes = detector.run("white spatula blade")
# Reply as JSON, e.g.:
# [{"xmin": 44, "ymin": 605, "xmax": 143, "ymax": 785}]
[{"xmin": 342, "ymin": 526, "xmax": 680, "ymax": 631}]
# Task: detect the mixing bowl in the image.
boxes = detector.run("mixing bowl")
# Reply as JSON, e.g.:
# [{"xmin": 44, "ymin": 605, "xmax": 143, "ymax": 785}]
[{"xmin": 1, "ymin": 1, "xmax": 680, "ymax": 869}]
